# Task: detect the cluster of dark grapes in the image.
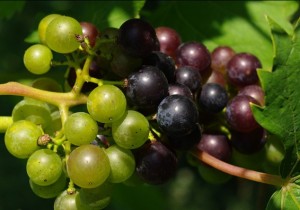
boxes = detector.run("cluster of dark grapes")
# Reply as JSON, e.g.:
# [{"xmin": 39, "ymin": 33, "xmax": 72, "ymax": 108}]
[{"xmin": 3, "ymin": 13, "xmax": 285, "ymax": 210}]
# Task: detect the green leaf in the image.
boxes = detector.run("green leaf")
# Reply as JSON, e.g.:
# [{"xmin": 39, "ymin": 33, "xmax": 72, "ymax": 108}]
[
  {"xmin": 266, "ymin": 184, "xmax": 300, "ymax": 210},
  {"xmin": 252, "ymin": 16, "xmax": 300, "ymax": 179},
  {"xmin": 142, "ymin": 1, "xmax": 298, "ymax": 70},
  {"xmin": 0, "ymin": 1, "xmax": 25, "ymax": 19}
]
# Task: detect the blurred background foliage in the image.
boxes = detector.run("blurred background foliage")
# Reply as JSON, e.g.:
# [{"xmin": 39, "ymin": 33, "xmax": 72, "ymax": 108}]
[{"xmin": 0, "ymin": 1, "xmax": 298, "ymax": 210}]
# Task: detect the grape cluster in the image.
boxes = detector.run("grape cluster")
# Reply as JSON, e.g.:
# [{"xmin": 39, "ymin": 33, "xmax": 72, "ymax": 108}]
[{"xmin": 3, "ymin": 13, "xmax": 284, "ymax": 210}]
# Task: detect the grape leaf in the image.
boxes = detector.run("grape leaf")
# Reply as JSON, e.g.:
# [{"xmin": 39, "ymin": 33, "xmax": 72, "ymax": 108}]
[
  {"xmin": 252, "ymin": 16, "xmax": 300, "ymax": 179},
  {"xmin": 266, "ymin": 184, "xmax": 300, "ymax": 210},
  {"xmin": 141, "ymin": 1, "xmax": 298, "ymax": 70}
]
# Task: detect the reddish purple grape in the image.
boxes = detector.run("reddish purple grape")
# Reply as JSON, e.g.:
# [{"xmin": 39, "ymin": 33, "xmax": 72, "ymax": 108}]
[
  {"xmin": 225, "ymin": 95, "xmax": 260, "ymax": 132},
  {"xmin": 176, "ymin": 41, "xmax": 211, "ymax": 73},
  {"xmin": 237, "ymin": 84, "xmax": 265, "ymax": 106},
  {"xmin": 155, "ymin": 26, "xmax": 182, "ymax": 59},
  {"xmin": 133, "ymin": 140, "xmax": 178, "ymax": 185},
  {"xmin": 80, "ymin": 21, "xmax": 99, "ymax": 47},
  {"xmin": 226, "ymin": 53, "xmax": 261, "ymax": 87},
  {"xmin": 211, "ymin": 46, "xmax": 236, "ymax": 74},
  {"xmin": 118, "ymin": 18, "xmax": 159, "ymax": 58},
  {"xmin": 175, "ymin": 66, "xmax": 202, "ymax": 93},
  {"xmin": 231, "ymin": 126, "xmax": 267, "ymax": 154},
  {"xmin": 205, "ymin": 70, "xmax": 227, "ymax": 88},
  {"xmin": 197, "ymin": 134, "xmax": 231, "ymax": 162}
]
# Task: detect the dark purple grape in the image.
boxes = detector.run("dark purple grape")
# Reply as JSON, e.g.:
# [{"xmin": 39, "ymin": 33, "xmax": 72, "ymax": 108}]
[
  {"xmin": 133, "ymin": 140, "xmax": 178, "ymax": 185},
  {"xmin": 225, "ymin": 95, "xmax": 260, "ymax": 132},
  {"xmin": 125, "ymin": 65, "xmax": 169, "ymax": 109},
  {"xmin": 175, "ymin": 66, "xmax": 202, "ymax": 93},
  {"xmin": 80, "ymin": 21, "xmax": 99, "ymax": 47},
  {"xmin": 211, "ymin": 46, "xmax": 236, "ymax": 74},
  {"xmin": 205, "ymin": 70, "xmax": 227, "ymax": 88},
  {"xmin": 176, "ymin": 41, "xmax": 211, "ymax": 73},
  {"xmin": 157, "ymin": 94, "xmax": 199, "ymax": 136},
  {"xmin": 237, "ymin": 84, "xmax": 265, "ymax": 106},
  {"xmin": 143, "ymin": 51, "xmax": 176, "ymax": 83},
  {"xmin": 166, "ymin": 124, "xmax": 202, "ymax": 151},
  {"xmin": 155, "ymin": 26, "xmax": 181, "ymax": 60},
  {"xmin": 196, "ymin": 134, "xmax": 231, "ymax": 162},
  {"xmin": 110, "ymin": 45, "xmax": 142, "ymax": 78},
  {"xmin": 168, "ymin": 83, "xmax": 193, "ymax": 99},
  {"xmin": 118, "ymin": 18, "xmax": 159, "ymax": 58},
  {"xmin": 198, "ymin": 83, "xmax": 228, "ymax": 113},
  {"xmin": 231, "ymin": 126, "xmax": 267, "ymax": 154},
  {"xmin": 226, "ymin": 52, "xmax": 262, "ymax": 87}
]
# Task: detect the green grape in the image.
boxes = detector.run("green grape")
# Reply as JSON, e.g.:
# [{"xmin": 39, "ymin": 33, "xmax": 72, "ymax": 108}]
[
  {"xmin": 44, "ymin": 110, "xmax": 63, "ymax": 136},
  {"xmin": 105, "ymin": 144, "xmax": 135, "ymax": 183},
  {"xmin": 4, "ymin": 120, "xmax": 42, "ymax": 159},
  {"xmin": 64, "ymin": 112, "xmax": 98, "ymax": 146},
  {"xmin": 12, "ymin": 98, "xmax": 52, "ymax": 130},
  {"xmin": 76, "ymin": 182, "xmax": 113, "ymax": 210},
  {"xmin": 38, "ymin": 14, "xmax": 61, "ymax": 44},
  {"xmin": 231, "ymin": 148, "xmax": 265, "ymax": 171},
  {"xmin": 112, "ymin": 110, "xmax": 149, "ymax": 149},
  {"xmin": 23, "ymin": 44, "xmax": 53, "ymax": 75},
  {"xmin": 198, "ymin": 163, "xmax": 231, "ymax": 184},
  {"xmin": 87, "ymin": 85, "xmax": 127, "ymax": 123},
  {"xmin": 29, "ymin": 173, "xmax": 67, "ymax": 199},
  {"xmin": 45, "ymin": 15, "xmax": 82, "ymax": 54},
  {"xmin": 31, "ymin": 77, "xmax": 63, "ymax": 92},
  {"xmin": 26, "ymin": 149, "xmax": 62, "ymax": 186},
  {"xmin": 54, "ymin": 190, "xmax": 90, "ymax": 210},
  {"xmin": 67, "ymin": 144, "xmax": 111, "ymax": 188}
]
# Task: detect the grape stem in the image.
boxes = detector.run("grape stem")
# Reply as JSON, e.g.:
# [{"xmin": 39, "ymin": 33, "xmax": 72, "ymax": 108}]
[
  {"xmin": 0, "ymin": 82, "xmax": 87, "ymax": 107},
  {"xmin": 191, "ymin": 148, "xmax": 287, "ymax": 187}
]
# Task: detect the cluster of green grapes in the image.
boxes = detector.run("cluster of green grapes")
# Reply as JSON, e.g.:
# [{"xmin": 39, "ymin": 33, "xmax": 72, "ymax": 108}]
[{"xmin": 2, "ymin": 12, "xmax": 285, "ymax": 210}]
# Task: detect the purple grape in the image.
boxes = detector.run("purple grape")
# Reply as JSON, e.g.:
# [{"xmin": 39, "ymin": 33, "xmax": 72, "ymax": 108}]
[
  {"xmin": 168, "ymin": 83, "xmax": 193, "ymax": 99},
  {"xmin": 118, "ymin": 18, "xmax": 159, "ymax": 58},
  {"xmin": 226, "ymin": 52, "xmax": 262, "ymax": 87},
  {"xmin": 80, "ymin": 21, "xmax": 99, "ymax": 47},
  {"xmin": 211, "ymin": 46, "xmax": 236, "ymax": 74},
  {"xmin": 225, "ymin": 95, "xmax": 260, "ymax": 132},
  {"xmin": 176, "ymin": 41, "xmax": 211, "ymax": 73},
  {"xmin": 157, "ymin": 94, "xmax": 199, "ymax": 136},
  {"xmin": 175, "ymin": 66, "xmax": 202, "ymax": 93},
  {"xmin": 237, "ymin": 84, "xmax": 265, "ymax": 106},
  {"xmin": 133, "ymin": 140, "xmax": 178, "ymax": 185}
]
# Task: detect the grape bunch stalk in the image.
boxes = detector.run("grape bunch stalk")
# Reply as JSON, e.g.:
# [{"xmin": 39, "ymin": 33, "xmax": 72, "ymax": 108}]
[{"xmin": 0, "ymin": 13, "xmax": 286, "ymax": 210}]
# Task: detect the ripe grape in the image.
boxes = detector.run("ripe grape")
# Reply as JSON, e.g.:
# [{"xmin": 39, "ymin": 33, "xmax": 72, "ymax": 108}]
[
  {"xmin": 225, "ymin": 95, "xmax": 260, "ymax": 132},
  {"xmin": 118, "ymin": 18, "xmax": 159, "ymax": 57},
  {"xmin": 112, "ymin": 110, "xmax": 150, "ymax": 149},
  {"xmin": 105, "ymin": 144, "xmax": 136, "ymax": 183},
  {"xmin": 80, "ymin": 21, "xmax": 99, "ymax": 47},
  {"xmin": 157, "ymin": 94, "xmax": 199, "ymax": 136},
  {"xmin": 125, "ymin": 65, "xmax": 169, "ymax": 110},
  {"xmin": 67, "ymin": 144, "xmax": 110, "ymax": 188},
  {"xmin": 45, "ymin": 15, "xmax": 83, "ymax": 53},
  {"xmin": 64, "ymin": 112, "xmax": 98, "ymax": 146},
  {"xmin": 23, "ymin": 44, "xmax": 53, "ymax": 75},
  {"xmin": 26, "ymin": 149, "xmax": 63, "ymax": 186},
  {"xmin": 226, "ymin": 52, "xmax": 261, "ymax": 87},
  {"xmin": 155, "ymin": 26, "xmax": 182, "ymax": 59},
  {"xmin": 211, "ymin": 46, "xmax": 236, "ymax": 74},
  {"xmin": 175, "ymin": 66, "xmax": 202, "ymax": 93},
  {"xmin": 176, "ymin": 41, "xmax": 211, "ymax": 73},
  {"xmin": 133, "ymin": 140, "xmax": 178, "ymax": 185},
  {"xmin": 205, "ymin": 70, "xmax": 227, "ymax": 88},
  {"xmin": 168, "ymin": 83, "xmax": 193, "ymax": 99},
  {"xmin": 87, "ymin": 85, "xmax": 127, "ymax": 123},
  {"xmin": 237, "ymin": 84, "xmax": 265, "ymax": 106},
  {"xmin": 198, "ymin": 83, "xmax": 228, "ymax": 113},
  {"xmin": 5, "ymin": 120, "xmax": 42, "ymax": 159}
]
